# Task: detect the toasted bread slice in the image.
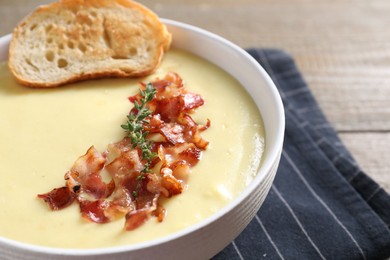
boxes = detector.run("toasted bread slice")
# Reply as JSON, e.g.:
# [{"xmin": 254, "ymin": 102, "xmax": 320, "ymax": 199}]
[{"xmin": 8, "ymin": 0, "xmax": 171, "ymax": 87}]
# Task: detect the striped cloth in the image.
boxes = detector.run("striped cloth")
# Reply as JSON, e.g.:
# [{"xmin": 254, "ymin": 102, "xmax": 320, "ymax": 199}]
[{"xmin": 213, "ymin": 49, "xmax": 390, "ymax": 260}]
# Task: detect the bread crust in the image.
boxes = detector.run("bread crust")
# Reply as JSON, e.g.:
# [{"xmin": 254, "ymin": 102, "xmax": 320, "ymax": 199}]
[{"xmin": 8, "ymin": 0, "xmax": 171, "ymax": 88}]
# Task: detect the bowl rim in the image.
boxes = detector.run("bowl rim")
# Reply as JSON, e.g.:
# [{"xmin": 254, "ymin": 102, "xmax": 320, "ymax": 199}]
[{"xmin": 0, "ymin": 18, "xmax": 284, "ymax": 256}]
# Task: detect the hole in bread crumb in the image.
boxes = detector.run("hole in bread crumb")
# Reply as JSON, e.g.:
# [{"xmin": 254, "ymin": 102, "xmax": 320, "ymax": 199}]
[
  {"xmin": 103, "ymin": 21, "xmax": 112, "ymax": 49},
  {"xmin": 45, "ymin": 24, "xmax": 53, "ymax": 33},
  {"xmin": 67, "ymin": 41, "xmax": 75, "ymax": 49},
  {"xmin": 30, "ymin": 24, "xmax": 37, "ymax": 31},
  {"xmin": 26, "ymin": 58, "xmax": 39, "ymax": 71},
  {"xmin": 45, "ymin": 51, "xmax": 55, "ymax": 62},
  {"xmin": 78, "ymin": 43, "xmax": 87, "ymax": 52},
  {"xmin": 129, "ymin": 47, "xmax": 138, "ymax": 56},
  {"xmin": 57, "ymin": 58, "xmax": 68, "ymax": 69},
  {"xmin": 47, "ymin": 38, "xmax": 53, "ymax": 44},
  {"xmin": 91, "ymin": 11, "xmax": 97, "ymax": 18},
  {"xmin": 57, "ymin": 58, "xmax": 68, "ymax": 68},
  {"xmin": 58, "ymin": 43, "xmax": 64, "ymax": 50}
]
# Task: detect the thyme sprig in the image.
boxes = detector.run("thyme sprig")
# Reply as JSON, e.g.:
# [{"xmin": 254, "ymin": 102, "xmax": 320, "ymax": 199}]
[{"xmin": 121, "ymin": 83, "xmax": 157, "ymax": 197}]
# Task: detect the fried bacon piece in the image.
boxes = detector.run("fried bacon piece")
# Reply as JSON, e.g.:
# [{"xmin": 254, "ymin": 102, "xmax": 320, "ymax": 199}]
[
  {"xmin": 66, "ymin": 146, "xmax": 115, "ymax": 200},
  {"xmin": 78, "ymin": 199, "xmax": 110, "ymax": 223},
  {"xmin": 37, "ymin": 187, "xmax": 76, "ymax": 210},
  {"xmin": 38, "ymin": 72, "xmax": 210, "ymax": 231}
]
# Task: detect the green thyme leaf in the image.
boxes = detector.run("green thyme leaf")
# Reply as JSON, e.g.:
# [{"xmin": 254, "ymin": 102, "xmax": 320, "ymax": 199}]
[{"xmin": 123, "ymin": 83, "xmax": 157, "ymax": 198}]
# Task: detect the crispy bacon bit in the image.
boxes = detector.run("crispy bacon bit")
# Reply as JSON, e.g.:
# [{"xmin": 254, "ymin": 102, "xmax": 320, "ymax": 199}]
[
  {"xmin": 124, "ymin": 208, "xmax": 152, "ymax": 231},
  {"xmin": 37, "ymin": 187, "xmax": 76, "ymax": 210},
  {"xmin": 67, "ymin": 146, "xmax": 114, "ymax": 200},
  {"xmin": 78, "ymin": 199, "xmax": 110, "ymax": 223},
  {"xmin": 152, "ymin": 204, "xmax": 167, "ymax": 222},
  {"xmin": 158, "ymin": 143, "xmax": 202, "ymax": 168},
  {"xmin": 105, "ymin": 149, "xmax": 143, "ymax": 181},
  {"xmin": 38, "ymin": 72, "xmax": 210, "ymax": 231},
  {"xmin": 160, "ymin": 167, "xmax": 183, "ymax": 197}
]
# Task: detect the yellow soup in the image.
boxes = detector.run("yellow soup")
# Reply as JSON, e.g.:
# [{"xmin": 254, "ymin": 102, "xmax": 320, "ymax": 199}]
[{"xmin": 0, "ymin": 49, "xmax": 264, "ymax": 249}]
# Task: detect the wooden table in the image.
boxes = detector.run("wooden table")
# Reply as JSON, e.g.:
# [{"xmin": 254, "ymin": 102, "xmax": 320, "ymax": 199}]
[{"xmin": 1, "ymin": 0, "xmax": 389, "ymax": 193}]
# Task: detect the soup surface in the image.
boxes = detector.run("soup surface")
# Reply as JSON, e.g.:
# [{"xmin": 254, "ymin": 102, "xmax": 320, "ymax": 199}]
[{"xmin": 0, "ymin": 49, "xmax": 264, "ymax": 248}]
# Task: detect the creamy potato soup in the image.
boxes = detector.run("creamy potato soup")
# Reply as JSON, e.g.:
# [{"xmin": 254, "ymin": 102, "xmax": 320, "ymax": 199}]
[{"xmin": 0, "ymin": 49, "xmax": 264, "ymax": 248}]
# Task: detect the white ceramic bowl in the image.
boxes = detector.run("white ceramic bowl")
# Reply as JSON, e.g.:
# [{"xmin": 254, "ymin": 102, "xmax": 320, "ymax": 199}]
[{"xmin": 0, "ymin": 19, "xmax": 284, "ymax": 260}]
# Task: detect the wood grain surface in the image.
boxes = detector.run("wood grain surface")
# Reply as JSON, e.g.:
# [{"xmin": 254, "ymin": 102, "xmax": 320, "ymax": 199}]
[{"xmin": 1, "ymin": 0, "xmax": 389, "ymax": 192}]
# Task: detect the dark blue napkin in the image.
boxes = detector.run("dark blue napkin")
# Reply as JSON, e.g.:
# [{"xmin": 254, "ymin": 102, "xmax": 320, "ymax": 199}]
[{"xmin": 213, "ymin": 49, "xmax": 390, "ymax": 260}]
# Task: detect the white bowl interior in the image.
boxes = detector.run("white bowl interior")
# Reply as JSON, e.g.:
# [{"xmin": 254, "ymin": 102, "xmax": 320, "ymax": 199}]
[{"xmin": 0, "ymin": 19, "xmax": 284, "ymax": 259}]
